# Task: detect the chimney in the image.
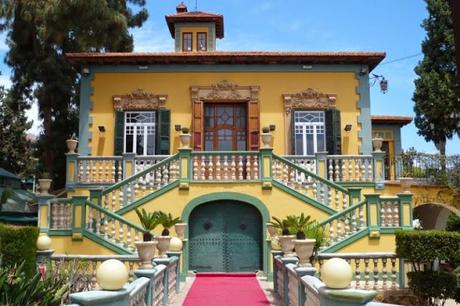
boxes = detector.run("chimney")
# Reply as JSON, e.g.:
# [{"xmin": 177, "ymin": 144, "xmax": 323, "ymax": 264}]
[{"xmin": 176, "ymin": 2, "xmax": 188, "ymax": 13}]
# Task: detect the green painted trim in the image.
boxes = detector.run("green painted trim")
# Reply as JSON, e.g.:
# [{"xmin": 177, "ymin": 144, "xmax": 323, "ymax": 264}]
[
  {"xmin": 89, "ymin": 64, "xmax": 364, "ymax": 73},
  {"xmin": 83, "ymin": 230, "xmax": 132, "ymax": 255},
  {"xmin": 78, "ymin": 72, "xmax": 94, "ymax": 156},
  {"xmin": 102, "ymin": 153, "xmax": 179, "ymax": 194},
  {"xmin": 317, "ymin": 199, "xmax": 367, "ymax": 227},
  {"xmin": 272, "ymin": 180, "xmax": 336, "ymax": 215},
  {"xmin": 181, "ymin": 192, "xmax": 270, "ymax": 276},
  {"xmin": 379, "ymin": 227, "xmax": 404, "ymax": 234},
  {"xmin": 320, "ymin": 228, "xmax": 369, "ymax": 253},
  {"xmin": 117, "ymin": 180, "xmax": 180, "ymax": 215},
  {"xmin": 273, "ymin": 154, "xmax": 350, "ymax": 194},
  {"xmin": 338, "ymin": 182, "xmax": 375, "ymax": 188},
  {"xmin": 355, "ymin": 69, "xmax": 372, "ymax": 154},
  {"xmin": 174, "ymin": 22, "xmax": 216, "ymax": 52},
  {"xmin": 48, "ymin": 229, "xmax": 72, "ymax": 236}
]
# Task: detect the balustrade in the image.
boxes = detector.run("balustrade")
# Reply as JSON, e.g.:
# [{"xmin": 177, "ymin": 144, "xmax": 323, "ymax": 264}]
[
  {"xmin": 134, "ymin": 155, "xmax": 168, "ymax": 173},
  {"xmin": 191, "ymin": 152, "xmax": 259, "ymax": 181},
  {"xmin": 380, "ymin": 198, "xmax": 400, "ymax": 227},
  {"xmin": 50, "ymin": 199, "xmax": 72, "ymax": 229},
  {"xmin": 272, "ymin": 155, "xmax": 350, "ymax": 210},
  {"xmin": 128, "ymin": 277, "xmax": 150, "ymax": 306},
  {"xmin": 102, "ymin": 154, "xmax": 180, "ymax": 211},
  {"xmin": 327, "ymin": 155, "xmax": 373, "ymax": 182},
  {"xmin": 77, "ymin": 157, "xmax": 123, "ymax": 184},
  {"xmin": 152, "ymin": 265, "xmax": 166, "ymax": 306}
]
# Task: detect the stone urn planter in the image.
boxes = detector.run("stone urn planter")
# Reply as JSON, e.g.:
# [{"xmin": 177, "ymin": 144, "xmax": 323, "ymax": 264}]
[
  {"xmin": 66, "ymin": 139, "xmax": 78, "ymax": 154},
  {"xmin": 174, "ymin": 223, "xmax": 187, "ymax": 240},
  {"xmin": 399, "ymin": 177, "xmax": 413, "ymax": 194},
  {"xmin": 266, "ymin": 223, "xmax": 276, "ymax": 238},
  {"xmin": 372, "ymin": 137, "xmax": 384, "ymax": 152},
  {"xmin": 294, "ymin": 239, "xmax": 316, "ymax": 267},
  {"xmin": 135, "ymin": 241, "xmax": 157, "ymax": 269},
  {"xmin": 38, "ymin": 178, "xmax": 52, "ymax": 195},
  {"xmin": 261, "ymin": 133, "xmax": 273, "ymax": 148},
  {"xmin": 278, "ymin": 235, "xmax": 296, "ymax": 256},
  {"xmin": 156, "ymin": 236, "xmax": 171, "ymax": 258}
]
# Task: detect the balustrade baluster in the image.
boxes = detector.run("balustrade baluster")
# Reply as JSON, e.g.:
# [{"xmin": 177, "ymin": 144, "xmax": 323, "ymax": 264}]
[
  {"xmin": 162, "ymin": 165, "xmax": 169, "ymax": 186},
  {"xmin": 200, "ymin": 156, "xmax": 206, "ymax": 180},
  {"xmin": 354, "ymin": 160, "xmax": 360, "ymax": 181},
  {"xmin": 391, "ymin": 258, "xmax": 397, "ymax": 289},
  {"xmin": 208, "ymin": 157, "xmax": 214, "ymax": 180},
  {"xmin": 341, "ymin": 159, "xmax": 347, "ymax": 181},
  {"xmin": 382, "ymin": 257, "xmax": 388, "ymax": 290},
  {"xmin": 193, "ymin": 157, "xmax": 198, "ymax": 180},
  {"xmin": 373, "ymin": 258, "xmax": 379, "ymax": 290},
  {"xmin": 129, "ymin": 261, "xmax": 135, "ymax": 283},
  {"xmin": 328, "ymin": 160, "xmax": 334, "ymax": 180},
  {"xmin": 87, "ymin": 207, "xmax": 94, "ymax": 231},
  {"xmin": 253, "ymin": 156, "xmax": 259, "ymax": 179},
  {"xmin": 335, "ymin": 160, "xmax": 340, "ymax": 181},
  {"xmin": 393, "ymin": 202, "xmax": 399, "ymax": 227},
  {"xmin": 216, "ymin": 157, "xmax": 221, "ymax": 180},
  {"xmin": 117, "ymin": 162, "xmax": 122, "ymax": 182},
  {"xmin": 91, "ymin": 261, "xmax": 97, "ymax": 289},
  {"xmin": 118, "ymin": 222, "xmax": 124, "ymax": 246},
  {"xmin": 126, "ymin": 226, "xmax": 132, "ymax": 250},
  {"xmin": 231, "ymin": 156, "xmax": 236, "ymax": 180},
  {"xmin": 355, "ymin": 258, "xmax": 361, "ymax": 289},
  {"xmin": 364, "ymin": 258, "xmax": 370, "ymax": 290}
]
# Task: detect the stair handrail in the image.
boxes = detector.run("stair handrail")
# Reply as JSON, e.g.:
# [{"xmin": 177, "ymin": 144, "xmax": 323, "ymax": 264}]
[
  {"xmin": 316, "ymin": 199, "xmax": 367, "ymax": 228},
  {"xmin": 272, "ymin": 154, "xmax": 349, "ymax": 195},
  {"xmin": 85, "ymin": 200, "xmax": 146, "ymax": 234},
  {"xmin": 102, "ymin": 153, "xmax": 180, "ymax": 195}
]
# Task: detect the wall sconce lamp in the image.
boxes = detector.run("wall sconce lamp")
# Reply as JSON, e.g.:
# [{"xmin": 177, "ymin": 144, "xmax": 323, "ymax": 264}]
[
  {"xmin": 174, "ymin": 124, "xmax": 182, "ymax": 132},
  {"xmin": 344, "ymin": 124, "xmax": 352, "ymax": 132},
  {"xmin": 98, "ymin": 126, "xmax": 106, "ymax": 133},
  {"xmin": 82, "ymin": 67, "xmax": 90, "ymax": 76},
  {"xmin": 269, "ymin": 124, "xmax": 276, "ymax": 132}
]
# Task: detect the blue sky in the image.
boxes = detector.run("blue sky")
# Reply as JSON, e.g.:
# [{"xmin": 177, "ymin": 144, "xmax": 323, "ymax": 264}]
[{"xmin": 0, "ymin": 0, "xmax": 459, "ymax": 153}]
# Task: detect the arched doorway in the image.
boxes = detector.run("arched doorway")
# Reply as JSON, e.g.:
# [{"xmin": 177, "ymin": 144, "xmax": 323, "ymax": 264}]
[
  {"xmin": 414, "ymin": 203, "xmax": 460, "ymax": 229},
  {"xmin": 188, "ymin": 200, "xmax": 263, "ymax": 272}
]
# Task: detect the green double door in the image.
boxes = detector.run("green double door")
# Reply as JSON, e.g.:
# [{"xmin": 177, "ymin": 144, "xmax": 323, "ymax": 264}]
[{"xmin": 189, "ymin": 201, "xmax": 262, "ymax": 272}]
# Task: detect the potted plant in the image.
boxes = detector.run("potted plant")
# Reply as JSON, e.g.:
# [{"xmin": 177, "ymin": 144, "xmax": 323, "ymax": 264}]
[
  {"xmin": 135, "ymin": 209, "xmax": 160, "ymax": 269},
  {"xmin": 271, "ymin": 216, "xmax": 296, "ymax": 256},
  {"xmin": 302, "ymin": 222, "xmax": 327, "ymax": 266},
  {"xmin": 372, "ymin": 136, "xmax": 383, "ymax": 152},
  {"xmin": 38, "ymin": 172, "xmax": 52, "ymax": 195},
  {"xmin": 156, "ymin": 212, "xmax": 181, "ymax": 257},
  {"xmin": 179, "ymin": 127, "xmax": 191, "ymax": 148},
  {"xmin": 66, "ymin": 133, "xmax": 78, "ymax": 154},
  {"xmin": 174, "ymin": 222, "xmax": 187, "ymax": 240},
  {"xmin": 289, "ymin": 213, "xmax": 316, "ymax": 267},
  {"xmin": 261, "ymin": 126, "xmax": 272, "ymax": 148}
]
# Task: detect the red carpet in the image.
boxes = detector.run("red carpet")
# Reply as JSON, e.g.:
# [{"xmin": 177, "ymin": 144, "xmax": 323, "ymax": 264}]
[{"xmin": 182, "ymin": 273, "xmax": 270, "ymax": 306}]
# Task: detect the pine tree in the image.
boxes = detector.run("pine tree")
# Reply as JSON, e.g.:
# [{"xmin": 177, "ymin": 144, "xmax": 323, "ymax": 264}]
[
  {"xmin": 413, "ymin": 0, "xmax": 460, "ymax": 155},
  {"xmin": 0, "ymin": 1, "xmax": 148, "ymax": 189},
  {"xmin": 0, "ymin": 85, "xmax": 34, "ymax": 176}
]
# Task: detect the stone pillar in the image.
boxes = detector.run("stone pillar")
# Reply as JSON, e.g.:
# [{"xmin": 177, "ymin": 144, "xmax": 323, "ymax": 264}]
[
  {"xmin": 260, "ymin": 147, "xmax": 273, "ymax": 190},
  {"xmin": 65, "ymin": 152, "xmax": 79, "ymax": 191},
  {"xmin": 122, "ymin": 152, "xmax": 136, "ymax": 179},
  {"xmin": 71, "ymin": 196, "xmax": 88, "ymax": 241},
  {"xmin": 178, "ymin": 148, "xmax": 191, "ymax": 190},
  {"xmin": 315, "ymin": 151, "xmax": 329, "ymax": 178},
  {"xmin": 364, "ymin": 194, "xmax": 381, "ymax": 236}
]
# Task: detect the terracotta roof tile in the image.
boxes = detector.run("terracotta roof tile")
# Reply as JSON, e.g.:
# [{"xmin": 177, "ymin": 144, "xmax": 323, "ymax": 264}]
[
  {"xmin": 66, "ymin": 51, "xmax": 386, "ymax": 70},
  {"xmin": 165, "ymin": 11, "xmax": 224, "ymax": 38},
  {"xmin": 371, "ymin": 115, "xmax": 412, "ymax": 126}
]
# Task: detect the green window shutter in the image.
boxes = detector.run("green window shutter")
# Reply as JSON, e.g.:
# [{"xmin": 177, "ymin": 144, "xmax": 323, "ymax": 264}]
[
  {"xmin": 325, "ymin": 109, "xmax": 342, "ymax": 155},
  {"xmin": 291, "ymin": 111, "xmax": 296, "ymax": 154},
  {"xmin": 114, "ymin": 111, "xmax": 125, "ymax": 156},
  {"xmin": 156, "ymin": 109, "xmax": 170, "ymax": 155}
]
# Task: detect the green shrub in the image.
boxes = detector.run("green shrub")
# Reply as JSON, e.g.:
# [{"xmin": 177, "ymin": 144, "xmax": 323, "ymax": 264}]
[
  {"xmin": 395, "ymin": 230, "xmax": 460, "ymax": 265},
  {"xmin": 0, "ymin": 224, "xmax": 39, "ymax": 277},
  {"xmin": 446, "ymin": 213, "xmax": 460, "ymax": 232},
  {"xmin": 408, "ymin": 271, "xmax": 457, "ymax": 306}
]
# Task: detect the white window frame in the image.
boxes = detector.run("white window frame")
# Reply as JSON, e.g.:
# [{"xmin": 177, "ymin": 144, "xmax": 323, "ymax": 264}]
[
  {"xmin": 294, "ymin": 111, "xmax": 326, "ymax": 156},
  {"xmin": 124, "ymin": 111, "xmax": 156, "ymax": 156}
]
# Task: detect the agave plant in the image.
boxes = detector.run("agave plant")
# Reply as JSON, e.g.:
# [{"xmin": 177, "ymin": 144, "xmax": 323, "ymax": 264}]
[
  {"xmin": 135, "ymin": 209, "xmax": 161, "ymax": 241},
  {"xmin": 157, "ymin": 212, "xmax": 182, "ymax": 236}
]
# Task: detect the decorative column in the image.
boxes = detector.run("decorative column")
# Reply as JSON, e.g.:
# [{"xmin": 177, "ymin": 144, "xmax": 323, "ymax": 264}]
[
  {"xmin": 372, "ymin": 151, "xmax": 386, "ymax": 190},
  {"xmin": 260, "ymin": 147, "xmax": 273, "ymax": 190},
  {"xmin": 398, "ymin": 193, "xmax": 413, "ymax": 229},
  {"xmin": 178, "ymin": 148, "xmax": 191, "ymax": 190},
  {"xmin": 65, "ymin": 152, "xmax": 79, "ymax": 191},
  {"xmin": 364, "ymin": 194, "xmax": 381, "ymax": 238},
  {"xmin": 71, "ymin": 196, "xmax": 88, "ymax": 241}
]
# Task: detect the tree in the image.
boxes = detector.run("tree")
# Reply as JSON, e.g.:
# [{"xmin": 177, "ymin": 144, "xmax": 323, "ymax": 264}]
[
  {"xmin": 0, "ymin": 84, "xmax": 34, "ymax": 176},
  {"xmin": 413, "ymin": 0, "xmax": 460, "ymax": 155},
  {"xmin": 0, "ymin": 1, "xmax": 148, "ymax": 189}
]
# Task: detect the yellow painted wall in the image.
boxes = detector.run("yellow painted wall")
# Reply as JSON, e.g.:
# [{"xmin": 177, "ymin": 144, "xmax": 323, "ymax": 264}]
[
  {"xmin": 338, "ymin": 234, "xmax": 396, "ymax": 253},
  {"xmin": 50, "ymin": 236, "xmax": 117, "ymax": 255},
  {"xmin": 178, "ymin": 26, "xmax": 211, "ymax": 51},
  {"xmin": 89, "ymin": 71, "xmax": 360, "ymax": 156}
]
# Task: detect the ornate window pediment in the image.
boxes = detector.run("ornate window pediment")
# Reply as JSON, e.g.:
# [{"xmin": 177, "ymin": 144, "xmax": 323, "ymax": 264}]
[
  {"xmin": 283, "ymin": 88, "xmax": 336, "ymax": 113},
  {"xmin": 113, "ymin": 89, "xmax": 167, "ymax": 111},
  {"xmin": 191, "ymin": 80, "xmax": 260, "ymax": 102}
]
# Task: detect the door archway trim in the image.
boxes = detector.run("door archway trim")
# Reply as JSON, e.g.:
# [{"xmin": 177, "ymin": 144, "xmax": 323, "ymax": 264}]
[{"xmin": 182, "ymin": 192, "xmax": 270, "ymax": 276}]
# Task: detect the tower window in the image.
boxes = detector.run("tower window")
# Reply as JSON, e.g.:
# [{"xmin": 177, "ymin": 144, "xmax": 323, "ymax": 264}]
[
  {"xmin": 197, "ymin": 32, "xmax": 207, "ymax": 51},
  {"xmin": 182, "ymin": 32, "xmax": 193, "ymax": 51}
]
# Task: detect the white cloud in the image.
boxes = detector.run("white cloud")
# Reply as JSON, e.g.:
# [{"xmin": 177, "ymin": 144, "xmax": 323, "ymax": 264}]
[{"xmin": 131, "ymin": 23, "xmax": 174, "ymax": 52}]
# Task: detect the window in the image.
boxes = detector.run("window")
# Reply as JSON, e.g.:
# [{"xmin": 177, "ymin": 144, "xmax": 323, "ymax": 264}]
[
  {"xmin": 197, "ymin": 32, "xmax": 207, "ymax": 51},
  {"xmin": 124, "ymin": 112, "xmax": 156, "ymax": 156},
  {"xmin": 294, "ymin": 111, "xmax": 326, "ymax": 155},
  {"xmin": 182, "ymin": 32, "xmax": 193, "ymax": 51}
]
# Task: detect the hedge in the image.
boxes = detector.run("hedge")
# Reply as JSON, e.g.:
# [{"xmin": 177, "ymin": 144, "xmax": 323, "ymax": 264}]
[
  {"xmin": 0, "ymin": 224, "xmax": 39, "ymax": 277},
  {"xmin": 395, "ymin": 230, "xmax": 460, "ymax": 263},
  {"xmin": 408, "ymin": 271, "xmax": 458, "ymax": 304}
]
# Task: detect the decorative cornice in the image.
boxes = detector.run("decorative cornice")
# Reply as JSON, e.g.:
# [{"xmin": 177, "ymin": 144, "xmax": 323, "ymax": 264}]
[
  {"xmin": 191, "ymin": 80, "xmax": 259, "ymax": 102},
  {"xmin": 283, "ymin": 88, "xmax": 336, "ymax": 113},
  {"xmin": 113, "ymin": 89, "xmax": 167, "ymax": 111}
]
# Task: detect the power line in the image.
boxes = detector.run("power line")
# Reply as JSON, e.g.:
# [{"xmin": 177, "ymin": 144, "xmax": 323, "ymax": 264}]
[{"xmin": 379, "ymin": 53, "xmax": 423, "ymax": 66}]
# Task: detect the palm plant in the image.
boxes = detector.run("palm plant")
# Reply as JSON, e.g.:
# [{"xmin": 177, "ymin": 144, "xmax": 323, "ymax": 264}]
[
  {"xmin": 158, "ymin": 212, "xmax": 182, "ymax": 236},
  {"xmin": 304, "ymin": 222, "xmax": 327, "ymax": 255},
  {"xmin": 135, "ymin": 209, "xmax": 160, "ymax": 241},
  {"xmin": 271, "ymin": 216, "xmax": 294, "ymax": 235},
  {"xmin": 289, "ymin": 213, "xmax": 315, "ymax": 239}
]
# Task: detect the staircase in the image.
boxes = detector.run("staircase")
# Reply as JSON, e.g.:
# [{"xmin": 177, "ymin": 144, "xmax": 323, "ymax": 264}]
[{"xmin": 43, "ymin": 149, "xmax": 413, "ymax": 256}]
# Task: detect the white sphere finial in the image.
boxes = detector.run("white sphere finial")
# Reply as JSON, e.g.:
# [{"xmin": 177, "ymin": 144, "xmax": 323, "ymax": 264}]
[
  {"xmin": 36, "ymin": 234, "xmax": 52, "ymax": 250},
  {"xmin": 96, "ymin": 259, "xmax": 129, "ymax": 290},
  {"xmin": 320, "ymin": 257, "xmax": 353, "ymax": 289}
]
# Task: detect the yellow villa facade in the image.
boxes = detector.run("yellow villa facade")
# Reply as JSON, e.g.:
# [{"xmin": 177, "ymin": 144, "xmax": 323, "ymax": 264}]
[{"xmin": 36, "ymin": 3, "xmax": 457, "ymax": 280}]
